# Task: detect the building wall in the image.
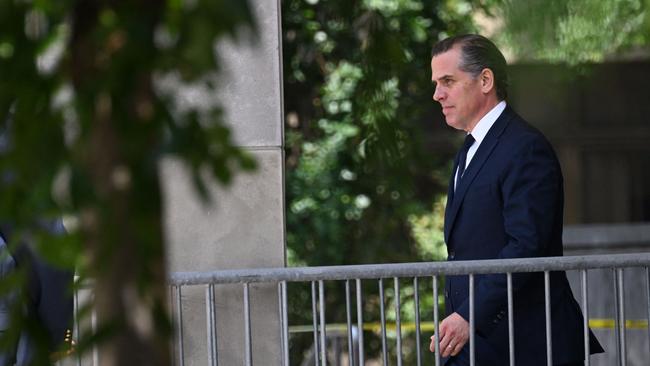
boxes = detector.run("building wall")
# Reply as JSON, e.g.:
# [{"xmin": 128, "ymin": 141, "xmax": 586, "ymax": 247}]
[{"xmin": 161, "ymin": 1, "xmax": 285, "ymax": 364}]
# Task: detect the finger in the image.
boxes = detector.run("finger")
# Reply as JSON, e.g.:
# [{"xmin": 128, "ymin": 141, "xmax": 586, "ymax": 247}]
[
  {"xmin": 450, "ymin": 340, "xmax": 463, "ymax": 356},
  {"xmin": 438, "ymin": 333, "xmax": 450, "ymax": 353},
  {"xmin": 442, "ymin": 342, "xmax": 454, "ymax": 357},
  {"xmin": 429, "ymin": 337, "xmax": 436, "ymax": 352}
]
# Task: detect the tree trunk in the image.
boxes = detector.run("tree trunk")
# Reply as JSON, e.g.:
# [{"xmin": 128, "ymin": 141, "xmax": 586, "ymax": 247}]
[{"xmin": 69, "ymin": 1, "xmax": 171, "ymax": 365}]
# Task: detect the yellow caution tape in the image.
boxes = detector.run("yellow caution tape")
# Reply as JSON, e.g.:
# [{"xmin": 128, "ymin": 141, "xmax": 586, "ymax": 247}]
[{"xmin": 289, "ymin": 319, "xmax": 649, "ymax": 334}]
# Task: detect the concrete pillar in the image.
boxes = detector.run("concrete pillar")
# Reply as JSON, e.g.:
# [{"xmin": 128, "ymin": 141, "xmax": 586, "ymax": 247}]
[{"xmin": 162, "ymin": 1, "xmax": 284, "ymax": 365}]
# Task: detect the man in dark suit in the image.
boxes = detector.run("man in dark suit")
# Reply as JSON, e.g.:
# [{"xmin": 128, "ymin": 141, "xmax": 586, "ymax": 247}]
[
  {"xmin": 0, "ymin": 222, "xmax": 74, "ymax": 365},
  {"xmin": 427, "ymin": 34, "xmax": 603, "ymax": 365},
  {"xmin": 0, "ymin": 116, "xmax": 74, "ymax": 364}
]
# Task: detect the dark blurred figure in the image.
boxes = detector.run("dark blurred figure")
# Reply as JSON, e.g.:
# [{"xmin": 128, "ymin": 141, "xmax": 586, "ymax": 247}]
[{"xmin": 0, "ymin": 112, "xmax": 74, "ymax": 365}]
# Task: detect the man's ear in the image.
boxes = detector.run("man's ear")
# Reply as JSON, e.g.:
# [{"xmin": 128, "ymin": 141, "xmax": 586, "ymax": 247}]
[{"xmin": 480, "ymin": 68, "xmax": 495, "ymax": 94}]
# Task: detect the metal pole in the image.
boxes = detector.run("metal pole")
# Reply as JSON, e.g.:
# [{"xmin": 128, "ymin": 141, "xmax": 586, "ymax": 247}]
[
  {"xmin": 646, "ymin": 267, "xmax": 650, "ymax": 363},
  {"xmin": 175, "ymin": 285, "xmax": 185, "ymax": 366},
  {"xmin": 469, "ymin": 274, "xmax": 475, "ymax": 366},
  {"xmin": 395, "ymin": 277, "xmax": 402, "ymax": 366},
  {"xmin": 281, "ymin": 281, "xmax": 289, "ymax": 366},
  {"xmin": 73, "ymin": 286, "xmax": 81, "ymax": 366},
  {"xmin": 433, "ymin": 276, "xmax": 440, "ymax": 366},
  {"xmin": 414, "ymin": 277, "xmax": 422, "ymax": 366},
  {"xmin": 345, "ymin": 280, "xmax": 355, "ymax": 366},
  {"xmin": 356, "ymin": 279, "xmax": 365, "ymax": 366},
  {"xmin": 581, "ymin": 270, "xmax": 590, "ymax": 366},
  {"xmin": 617, "ymin": 268, "xmax": 627, "ymax": 366},
  {"xmin": 311, "ymin": 281, "xmax": 320, "ymax": 366},
  {"xmin": 319, "ymin": 280, "xmax": 327, "ymax": 366},
  {"xmin": 614, "ymin": 269, "xmax": 621, "ymax": 366},
  {"xmin": 206, "ymin": 284, "xmax": 218, "ymax": 366},
  {"xmin": 379, "ymin": 279, "xmax": 388, "ymax": 366},
  {"xmin": 244, "ymin": 283, "xmax": 252, "ymax": 366},
  {"xmin": 507, "ymin": 273, "xmax": 514, "ymax": 366},
  {"xmin": 544, "ymin": 271, "xmax": 552, "ymax": 366}
]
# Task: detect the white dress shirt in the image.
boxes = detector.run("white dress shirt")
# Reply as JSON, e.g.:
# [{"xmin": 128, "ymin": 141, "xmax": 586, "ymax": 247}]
[{"xmin": 455, "ymin": 100, "xmax": 507, "ymax": 189}]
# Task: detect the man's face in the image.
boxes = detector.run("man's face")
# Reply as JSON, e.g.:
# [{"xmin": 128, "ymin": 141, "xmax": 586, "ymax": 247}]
[{"xmin": 430, "ymin": 47, "xmax": 485, "ymax": 132}]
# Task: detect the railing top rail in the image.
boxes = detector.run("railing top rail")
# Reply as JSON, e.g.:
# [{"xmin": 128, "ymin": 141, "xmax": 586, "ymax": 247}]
[{"xmin": 169, "ymin": 253, "xmax": 650, "ymax": 286}]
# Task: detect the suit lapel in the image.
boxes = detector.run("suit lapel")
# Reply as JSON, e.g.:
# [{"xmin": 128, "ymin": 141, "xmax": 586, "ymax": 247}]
[{"xmin": 443, "ymin": 107, "xmax": 514, "ymax": 244}]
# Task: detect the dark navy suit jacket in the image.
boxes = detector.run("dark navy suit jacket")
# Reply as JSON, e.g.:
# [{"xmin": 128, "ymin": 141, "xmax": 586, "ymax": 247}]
[
  {"xmin": 443, "ymin": 106, "xmax": 603, "ymax": 365},
  {"xmin": 0, "ymin": 222, "xmax": 73, "ymax": 365}
]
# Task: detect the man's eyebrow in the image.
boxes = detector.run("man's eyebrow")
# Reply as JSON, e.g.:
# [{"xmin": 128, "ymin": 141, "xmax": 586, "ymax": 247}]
[{"xmin": 431, "ymin": 75, "xmax": 453, "ymax": 84}]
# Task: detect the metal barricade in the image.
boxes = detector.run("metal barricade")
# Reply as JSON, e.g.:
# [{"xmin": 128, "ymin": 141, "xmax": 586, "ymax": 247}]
[{"xmin": 70, "ymin": 253, "xmax": 650, "ymax": 365}]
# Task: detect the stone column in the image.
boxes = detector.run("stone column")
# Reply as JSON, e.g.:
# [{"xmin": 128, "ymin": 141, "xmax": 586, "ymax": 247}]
[{"xmin": 162, "ymin": 1, "xmax": 284, "ymax": 365}]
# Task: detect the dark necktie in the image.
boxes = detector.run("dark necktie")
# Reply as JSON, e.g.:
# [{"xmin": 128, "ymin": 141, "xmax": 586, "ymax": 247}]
[{"xmin": 456, "ymin": 134, "xmax": 475, "ymax": 186}]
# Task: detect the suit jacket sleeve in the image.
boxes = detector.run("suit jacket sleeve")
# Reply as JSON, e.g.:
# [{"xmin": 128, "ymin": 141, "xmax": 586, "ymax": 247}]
[{"xmin": 455, "ymin": 133, "xmax": 563, "ymax": 336}]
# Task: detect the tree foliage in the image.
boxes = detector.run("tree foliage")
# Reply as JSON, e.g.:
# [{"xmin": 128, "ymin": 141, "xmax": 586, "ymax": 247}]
[
  {"xmin": 495, "ymin": 0, "xmax": 650, "ymax": 63},
  {"xmin": 283, "ymin": 0, "xmax": 482, "ymax": 268},
  {"xmin": 282, "ymin": 0, "xmax": 487, "ymax": 363},
  {"xmin": 0, "ymin": 0, "xmax": 255, "ymax": 364}
]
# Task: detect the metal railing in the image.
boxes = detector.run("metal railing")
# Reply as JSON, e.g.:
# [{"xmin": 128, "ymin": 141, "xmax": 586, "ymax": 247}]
[{"xmin": 71, "ymin": 253, "xmax": 650, "ymax": 366}]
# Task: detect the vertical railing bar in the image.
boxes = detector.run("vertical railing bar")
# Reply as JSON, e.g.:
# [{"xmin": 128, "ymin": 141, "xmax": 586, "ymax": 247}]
[
  {"xmin": 311, "ymin": 281, "xmax": 320, "ymax": 366},
  {"xmin": 379, "ymin": 278, "xmax": 388, "ymax": 366},
  {"xmin": 581, "ymin": 270, "xmax": 590, "ymax": 366},
  {"xmin": 469, "ymin": 274, "xmax": 475, "ymax": 366},
  {"xmin": 319, "ymin": 280, "xmax": 327, "ymax": 366},
  {"xmin": 206, "ymin": 284, "xmax": 218, "ymax": 366},
  {"xmin": 646, "ymin": 267, "xmax": 650, "ymax": 363},
  {"xmin": 395, "ymin": 277, "xmax": 403, "ymax": 366},
  {"xmin": 281, "ymin": 281, "xmax": 289, "ymax": 366},
  {"xmin": 618, "ymin": 268, "xmax": 627, "ymax": 366},
  {"xmin": 244, "ymin": 283, "xmax": 252, "ymax": 366},
  {"xmin": 432, "ymin": 276, "xmax": 440, "ymax": 366},
  {"xmin": 277, "ymin": 283, "xmax": 283, "ymax": 366},
  {"xmin": 345, "ymin": 280, "xmax": 355, "ymax": 366},
  {"xmin": 507, "ymin": 272, "xmax": 514, "ymax": 366},
  {"xmin": 212, "ymin": 284, "xmax": 219, "ymax": 366},
  {"xmin": 356, "ymin": 279, "xmax": 365, "ymax": 366},
  {"xmin": 175, "ymin": 285, "xmax": 185, "ymax": 366},
  {"xmin": 73, "ymin": 286, "xmax": 81, "ymax": 366},
  {"xmin": 169, "ymin": 287, "xmax": 175, "ymax": 366},
  {"xmin": 544, "ymin": 271, "xmax": 552, "ymax": 366},
  {"xmin": 614, "ymin": 268, "xmax": 621, "ymax": 366},
  {"xmin": 414, "ymin": 277, "xmax": 422, "ymax": 366},
  {"xmin": 92, "ymin": 303, "xmax": 99, "ymax": 366}
]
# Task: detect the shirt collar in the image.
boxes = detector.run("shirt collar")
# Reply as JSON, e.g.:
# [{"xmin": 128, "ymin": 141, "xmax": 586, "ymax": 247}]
[{"xmin": 469, "ymin": 100, "xmax": 506, "ymax": 144}]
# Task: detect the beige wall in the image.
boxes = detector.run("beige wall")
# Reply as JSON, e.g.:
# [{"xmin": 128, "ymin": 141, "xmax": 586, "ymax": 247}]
[{"xmin": 162, "ymin": 1, "xmax": 285, "ymax": 364}]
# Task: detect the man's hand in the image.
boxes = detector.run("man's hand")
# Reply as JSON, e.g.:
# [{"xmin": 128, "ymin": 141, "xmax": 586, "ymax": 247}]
[{"xmin": 429, "ymin": 312, "xmax": 469, "ymax": 357}]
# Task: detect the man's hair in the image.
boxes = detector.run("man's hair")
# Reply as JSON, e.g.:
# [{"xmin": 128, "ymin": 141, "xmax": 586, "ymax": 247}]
[{"xmin": 431, "ymin": 34, "xmax": 508, "ymax": 100}]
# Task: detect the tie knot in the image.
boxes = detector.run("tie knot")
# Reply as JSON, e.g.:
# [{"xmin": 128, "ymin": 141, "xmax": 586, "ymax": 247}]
[{"xmin": 463, "ymin": 134, "xmax": 475, "ymax": 150}]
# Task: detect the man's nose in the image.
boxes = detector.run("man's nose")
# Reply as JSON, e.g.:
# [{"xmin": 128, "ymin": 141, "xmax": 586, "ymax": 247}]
[{"xmin": 433, "ymin": 86, "xmax": 444, "ymax": 102}]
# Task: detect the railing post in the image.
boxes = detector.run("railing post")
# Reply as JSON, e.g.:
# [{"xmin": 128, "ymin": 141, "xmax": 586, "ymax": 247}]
[
  {"xmin": 507, "ymin": 272, "xmax": 514, "ymax": 366},
  {"xmin": 432, "ymin": 276, "xmax": 440, "ymax": 366},
  {"xmin": 175, "ymin": 285, "xmax": 185, "ymax": 366},
  {"xmin": 311, "ymin": 281, "xmax": 320, "ymax": 366},
  {"xmin": 394, "ymin": 277, "xmax": 403, "ymax": 366},
  {"xmin": 379, "ymin": 278, "xmax": 388, "ymax": 366},
  {"xmin": 206, "ymin": 284, "xmax": 218, "ymax": 366},
  {"xmin": 469, "ymin": 274, "xmax": 475, "ymax": 366},
  {"xmin": 356, "ymin": 279, "xmax": 364, "ymax": 366},
  {"xmin": 646, "ymin": 267, "xmax": 650, "ymax": 363},
  {"xmin": 544, "ymin": 271, "xmax": 552, "ymax": 366},
  {"xmin": 243, "ymin": 283, "xmax": 252, "ymax": 366},
  {"xmin": 319, "ymin": 280, "xmax": 327, "ymax": 366},
  {"xmin": 615, "ymin": 268, "xmax": 627, "ymax": 366},
  {"xmin": 581, "ymin": 270, "xmax": 590, "ymax": 366},
  {"xmin": 73, "ymin": 285, "xmax": 81, "ymax": 366},
  {"xmin": 280, "ymin": 281, "xmax": 289, "ymax": 366},
  {"xmin": 414, "ymin": 277, "xmax": 422, "ymax": 366},
  {"xmin": 345, "ymin": 280, "xmax": 355, "ymax": 366}
]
